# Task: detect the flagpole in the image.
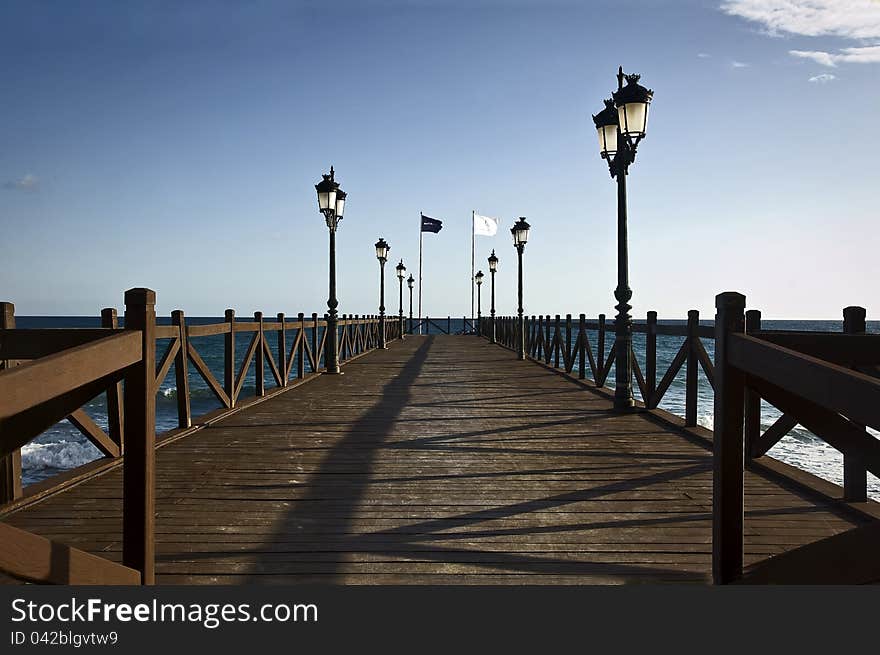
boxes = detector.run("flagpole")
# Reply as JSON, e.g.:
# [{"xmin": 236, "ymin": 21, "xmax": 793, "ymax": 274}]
[
  {"xmin": 418, "ymin": 212, "xmax": 423, "ymax": 335},
  {"xmin": 471, "ymin": 210, "xmax": 475, "ymax": 332}
]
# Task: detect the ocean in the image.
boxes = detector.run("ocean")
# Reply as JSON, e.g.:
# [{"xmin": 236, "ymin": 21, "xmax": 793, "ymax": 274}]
[{"xmin": 11, "ymin": 316, "xmax": 880, "ymax": 501}]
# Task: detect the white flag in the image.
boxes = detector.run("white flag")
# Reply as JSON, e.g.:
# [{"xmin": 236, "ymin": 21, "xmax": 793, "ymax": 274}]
[{"xmin": 473, "ymin": 213, "xmax": 498, "ymax": 236}]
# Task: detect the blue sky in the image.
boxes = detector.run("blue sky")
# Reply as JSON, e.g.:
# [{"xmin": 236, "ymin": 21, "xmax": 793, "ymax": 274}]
[{"xmin": 1, "ymin": 0, "xmax": 878, "ymax": 319}]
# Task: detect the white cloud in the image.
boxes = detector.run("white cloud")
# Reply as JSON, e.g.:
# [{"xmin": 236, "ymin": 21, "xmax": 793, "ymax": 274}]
[
  {"xmin": 790, "ymin": 44, "xmax": 880, "ymax": 66},
  {"xmin": 808, "ymin": 73, "xmax": 837, "ymax": 82},
  {"xmin": 697, "ymin": 53, "xmax": 711, "ymax": 58},
  {"xmin": 3, "ymin": 174, "xmax": 39, "ymax": 191},
  {"xmin": 731, "ymin": 60, "xmax": 749, "ymax": 68},
  {"xmin": 721, "ymin": 0, "xmax": 880, "ymax": 40}
]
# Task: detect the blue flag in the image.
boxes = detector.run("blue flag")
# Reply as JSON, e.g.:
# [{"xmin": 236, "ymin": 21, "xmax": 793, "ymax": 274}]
[{"xmin": 421, "ymin": 214, "xmax": 443, "ymax": 233}]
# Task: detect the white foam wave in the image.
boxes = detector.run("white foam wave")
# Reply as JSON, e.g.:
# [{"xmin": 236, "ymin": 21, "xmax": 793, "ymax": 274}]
[{"xmin": 21, "ymin": 439, "xmax": 101, "ymax": 472}]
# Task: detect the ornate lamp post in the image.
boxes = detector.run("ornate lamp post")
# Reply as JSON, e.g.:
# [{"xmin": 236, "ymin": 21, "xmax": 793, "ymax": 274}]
[
  {"xmin": 474, "ymin": 270, "xmax": 484, "ymax": 337},
  {"xmin": 510, "ymin": 217, "xmax": 530, "ymax": 361},
  {"xmin": 406, "ymin": 274, "xmax": 414, "ymax": 334},
  {"xmin": 396, "ymin": 260, "xmax": 406, "ymax": 340},
  {"xmin": 592, "ymin": 66, "xmax": 653, "ymax": 411},
  {"xmin": 375, "ymin": 238, "xmax": 390, "ymax": 349},
  {"xmin": 315, "ymin": 166, "xmax": 346, "ymax": 374},
  {"xmin": 487, "ymin": 250, "xmax": 498, "ymax": 344}
]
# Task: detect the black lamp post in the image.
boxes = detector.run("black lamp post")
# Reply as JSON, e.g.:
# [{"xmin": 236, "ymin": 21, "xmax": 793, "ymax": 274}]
[
  {"xmin": 592, "ymin": 66, "xmax": 653, "ymax": 411},
  {"xmin": 487, "ymin": 250, "xmax": 498, "ymax": 344},
  {"xmin": 510, "ymin": 217, "xmax": 530, "ymax": 361},
  {"xmin": 396, "ymin": 260, "xmax": 406, "ymax": 340},
  {"xmin": 474, "ymin": 270, "xmax": 484, "ymax": 337},
  {"xmin": 375, "ymin": 238, "xmax": 390, "ymax": 349},
  {"xmin": 406, "ymin": 274, "xmax": 414, "ymax": 334},
  {"xmin": 315, "ymin": 166, "xmax": 347, "ymax": 374}
]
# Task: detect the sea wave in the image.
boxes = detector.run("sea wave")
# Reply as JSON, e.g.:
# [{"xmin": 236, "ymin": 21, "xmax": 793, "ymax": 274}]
[{"xmin": 21, "ymin": 439, "xmax": 101, "ymax": 473}]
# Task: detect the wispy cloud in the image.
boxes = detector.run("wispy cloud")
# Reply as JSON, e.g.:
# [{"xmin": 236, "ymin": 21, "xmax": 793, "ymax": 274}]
[
  {"xmin": 720, "ymin": 0, "xmax": 880, "ymax": 40},
  {"xmin": 808, "ymin": 73, "xmax": 837, "ymax": 83},
  {"xmin": 697, "ymin": 53, "xmax": 711, "ymax": 58},
  {"xmin": 721, "ymin": 1, "xmax": 880, "ymax": 74},
  {"xmin": 3, "ymin": 174, "xmax": 39, "ymax": 191},
  {"xmin": 790, "ymin": 45, "xmax": 880, "ymax": 67},
  {"xmin": 730, "ymin": 60, "xmax": 749, "ymax": 68}
]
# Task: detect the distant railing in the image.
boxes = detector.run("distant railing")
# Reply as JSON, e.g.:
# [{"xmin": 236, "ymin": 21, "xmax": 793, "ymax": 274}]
[
  {"xmin": 487, "ymin": 311, "xmax": 715, "ymax": 425},
  {"xmin": 0, "ymin": 288, "xmax": 399, "ymax": 584}
]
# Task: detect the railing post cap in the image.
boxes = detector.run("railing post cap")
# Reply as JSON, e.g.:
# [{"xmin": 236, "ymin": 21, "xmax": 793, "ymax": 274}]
[
  {"xmin": 715, "ymin": 292, "xmax": 746, "ymax": 310},
  {"xmin": 688, "ymin": 309, "xmax": 699, "ymax": 319},
  {"xmin": 843, "ymin": 306, "xmax": 866, "ymax": 317},
  {"xmin": 298, "ymin": 312, "xmax": 305, "ymax": 319},
  {"xmin": 277, "ymin": 312, "xmax": 285, "ymax": 319},
  {"xmin": 254, "ymin": 311, "xmax": 263, "ymax": 319},
  {"xmin": 171, "ymin": 308, "xmax": 184, "ymax": 317},
  {"xmin": 225, "ymin": 308, "xmax": 235, "ymax": 318},
  {"xmin": 647, "ymin": 310, "xmax": 657, "ymax": 319},
  {"xmin": 124, "ymin": 288, "xmax": 156, "ymax": 305}
]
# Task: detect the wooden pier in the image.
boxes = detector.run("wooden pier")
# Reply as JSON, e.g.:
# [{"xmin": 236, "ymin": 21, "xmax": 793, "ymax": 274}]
[{"xmin": 1, "ymin": 290, "xmax": 879, "ymax": 584}]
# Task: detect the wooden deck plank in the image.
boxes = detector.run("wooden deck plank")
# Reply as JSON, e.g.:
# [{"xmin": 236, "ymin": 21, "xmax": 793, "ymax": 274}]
[{"xmin": 2, "ymin": 335, "xmax": 871, "ymax": 584}]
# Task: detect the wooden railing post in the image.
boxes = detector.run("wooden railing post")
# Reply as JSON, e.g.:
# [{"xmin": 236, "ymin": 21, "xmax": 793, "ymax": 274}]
[
  {"xmin": 255, "ymin": 312, "xmax": 265, "ymax": 397},
  {"xmin": 565, "ymin": 314, "xmax": 572, "ymax": 371},
  {"xmin": 297, "ymin": 313, "xmax": 306, "ymax": 378},
  {"xmin": 448, "ymin": 316, "xmax": 451, "ymax": 334},
  {"xmin": 545, "ymin": 314, "xmax": 552, "ymax": 365},
  {"xmin": 123, "ymin": 288, "xmax": 156, "ymax": 585},
  {"xmin": 712, "ymin": 291, "xmax": 746, "ymax": 585},
  {"xmin": 535, "ymin": 315, "xmax": 542, "ymax": 358},
  {"xmin": 598, "ymin": 314, "xmax": 606, "ymax": 374},
  {"xmin": 553, "ymin": 315, "xmax": 560, "ymax": 368},
  {"xmin": 100, "ymin": 308, "xmax": 127, "ymax": 448},
  {"xmin": 0, "ymin": 301, "xmax": 22, "ymax": 503},
  {"xmin": 579, "ymin": 314, "xmax": 587, "ymax": 379},
  {"xmin": 843, "ymin": 305, "xmax": 868, "ymax": 502},
  {"xmin": 171, "ymin": 310, "xmax": 191, "ymax": 429},
  {"xmin": 524, "ymin": 315, "xmax": 530, "ymax": 355},
  {"xmin": 277, "ymin": 313, "xmax": 287, "ymax": 385},
  {"xmin": 311, "ymin": 313, "xmax": 319, "ymax": 369},
  {"xmin": 744, "ymin": 309, "xmax": 762, "ymax": 458},
  {"xmin": 224, "ymin": 309, "xmax": 235, "ymax": 408},
  {"xmin": 646, "ymin": 311, "xmax": 657, "ymax": 405},
  {"xmin": 686, "ymin": 309, "xmax": 700, "ymax": 427}
]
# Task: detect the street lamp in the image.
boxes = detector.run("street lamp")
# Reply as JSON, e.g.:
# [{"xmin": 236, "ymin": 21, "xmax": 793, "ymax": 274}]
[
  {"xmin": 511, "ymin": 217, "xmax": 530, "ymax": 361},
  {"xmin": 474, "ymin": 270, "xmax": 484, "ymax": 337},
  {"xmin": 375, "ymin": 238, "xmax": 390, "ymax": 349},
  {"xmin": 315, "ymin": 166, "xmax": 347, "ymax": 374},
  {"xmin": 487, "ymin": 250, "xmax": 498, "ymax": 344},
  {"xmin": 406, "ymin": 274, "xmax": 414, "ymax": 334},
  {"xmin": 592, "ymin": 66, "xmax": 653, "ymax": 411},
  {"xmin": 396, "ymin": 260, "xmax": 406, "ymax": 340}
]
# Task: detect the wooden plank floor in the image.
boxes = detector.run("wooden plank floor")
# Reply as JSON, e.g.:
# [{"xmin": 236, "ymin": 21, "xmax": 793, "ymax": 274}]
[{"xmin": 2, "ymin": 335, "xmax": 868, "ymax": 584}]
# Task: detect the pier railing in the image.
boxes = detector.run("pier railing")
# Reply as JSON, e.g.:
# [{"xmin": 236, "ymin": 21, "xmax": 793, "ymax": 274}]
[
  {"xmin": 485, "ymin": 300, "xmax": 880, "ymax": 584},
  {"xmin": 713, "ymin": 293, "xmax": 880, "ymax": 584},
  {"xmin": 487, "ymin": 311, "xmax": 714, "ymax": 424},
  {"xmin": 0, "ymin": 289, "xmax": 399, "ymax": 584}
]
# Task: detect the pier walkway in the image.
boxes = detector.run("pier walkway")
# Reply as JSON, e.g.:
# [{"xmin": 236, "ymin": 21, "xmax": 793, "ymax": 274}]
[{"xmin": 1, "ymin": 335, "xmax": 869, "ymax": 584}]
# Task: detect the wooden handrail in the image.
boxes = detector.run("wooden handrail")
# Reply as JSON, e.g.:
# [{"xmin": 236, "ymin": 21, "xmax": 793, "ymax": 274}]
[
  {"xmin": 728, "ymin": 333, "xmax": 880, "ymax": 431},
  {"xmin": 0, "ymin": 330, "xmax": 141, "ymax": 421},
  {"xmin": 0, "ymin": 328, "xmax": 121, "ymax": 360}
]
